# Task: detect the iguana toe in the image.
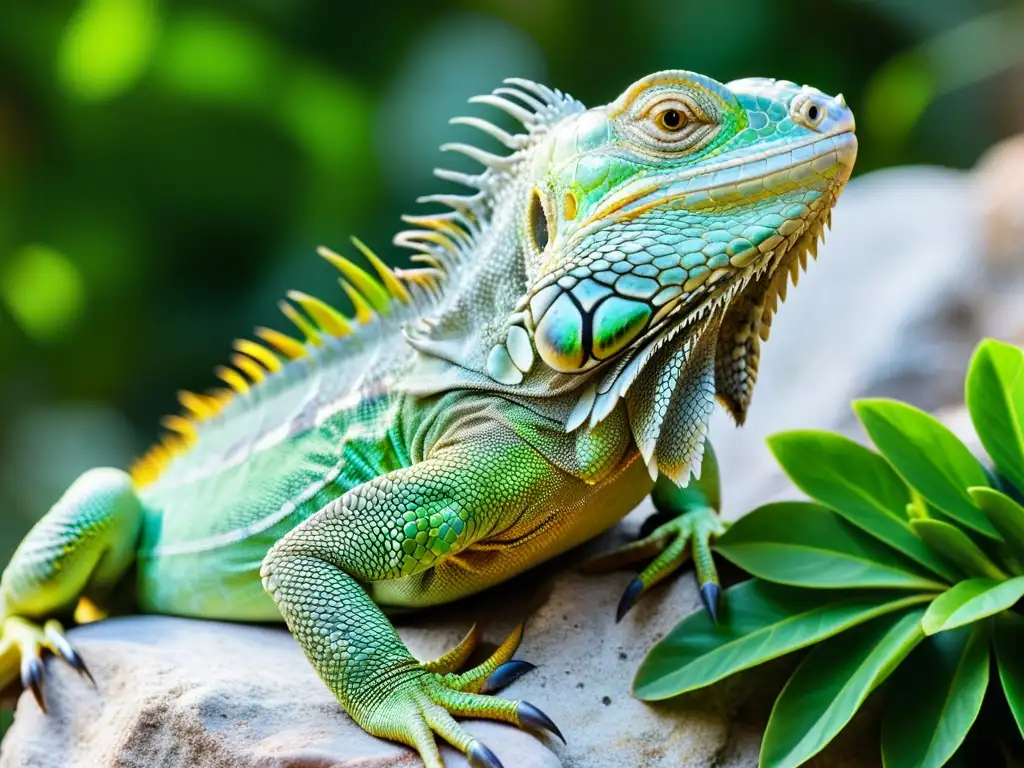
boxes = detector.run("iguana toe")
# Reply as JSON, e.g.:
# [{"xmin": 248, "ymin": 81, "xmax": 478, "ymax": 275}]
[
  {"xmin": 2, "ymin": 616, "xmax": 92, "ymax": 713},
  {"xmin": 480, "ymin": 659, "xmax": 536, "ymax": 694}
]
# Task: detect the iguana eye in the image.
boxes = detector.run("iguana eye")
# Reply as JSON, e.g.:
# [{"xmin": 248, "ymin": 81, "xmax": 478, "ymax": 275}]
[{"xmin": 655, "ymin": 108, "xmax": 685, "ymax": 132}]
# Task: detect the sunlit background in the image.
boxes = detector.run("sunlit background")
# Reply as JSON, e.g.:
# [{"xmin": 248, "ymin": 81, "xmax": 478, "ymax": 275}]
[{"xmin": 2, "ymin": 0, "xmax": 1024, "ymax": 566}]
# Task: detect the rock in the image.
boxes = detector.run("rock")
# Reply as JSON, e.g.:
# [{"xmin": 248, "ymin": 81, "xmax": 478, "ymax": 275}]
[
  {"xmin": 0, "ymin": 616, "xmax": 562, "ymax": 768},
  {"xmin": 2, "ymin": 163, "xmax": 1018, "ymax": 767}
]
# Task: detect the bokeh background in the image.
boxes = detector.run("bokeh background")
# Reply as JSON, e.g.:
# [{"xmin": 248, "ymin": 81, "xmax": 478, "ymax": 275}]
[{"xmin": 2, "ymin": 0, "xmax": 1024, "ymax": 566}]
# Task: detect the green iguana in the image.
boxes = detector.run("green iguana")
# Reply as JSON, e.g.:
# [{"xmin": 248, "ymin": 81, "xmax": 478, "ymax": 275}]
[{"xmin": 0, "ymin": 70, "xmax": 856, "ymax": 767}]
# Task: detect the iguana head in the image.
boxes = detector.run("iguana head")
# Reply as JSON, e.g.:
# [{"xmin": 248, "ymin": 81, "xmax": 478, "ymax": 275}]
[{"xmin": 399, "ymin": 70, "xmax": 856, "ymax": 481}]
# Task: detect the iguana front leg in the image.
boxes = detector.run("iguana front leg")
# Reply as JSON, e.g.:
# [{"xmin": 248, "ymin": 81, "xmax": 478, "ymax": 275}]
[
  {"xmin": 0, "ymin": 468, "xmax": 143, "ymax": 708},
  {"xmin": 260, "ymin": 434, "xmax": 563, "ymax": 768},
  {"xmin": 583, "ymin": 443, "xmax": 728, "ymax": 622}
]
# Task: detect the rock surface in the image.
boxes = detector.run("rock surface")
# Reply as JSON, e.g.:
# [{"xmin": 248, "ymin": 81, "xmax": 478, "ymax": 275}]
[{"xmin": 3, "ymin": 162, "xmax": 1022, "ymax": 767}]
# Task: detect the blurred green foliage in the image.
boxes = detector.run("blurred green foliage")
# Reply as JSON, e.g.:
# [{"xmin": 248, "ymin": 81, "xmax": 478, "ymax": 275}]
[{"xmin": 1, "ymin": 0, "xmax": 1023, "ymax": 565}]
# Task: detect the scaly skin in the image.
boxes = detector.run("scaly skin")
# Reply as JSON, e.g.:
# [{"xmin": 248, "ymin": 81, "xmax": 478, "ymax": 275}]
[{"xmin": 0, "ymin": 70, "xmax": 855, "ymax": 767}]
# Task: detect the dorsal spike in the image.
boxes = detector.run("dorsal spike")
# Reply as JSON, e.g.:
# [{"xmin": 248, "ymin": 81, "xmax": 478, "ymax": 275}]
[
  {"xmin": 395, "ymin": 267, "xmax": 445, "ymax": 291},
  {"xmin": 255, "ymin": 326, "xmax": 307, "ymax": 360},
  {"xmin": 340, "ymin": 280, "xmax": 375, "ymax": 324},
  {"xmin": 278, "ymin": 300, "xmax": 323, "ymax": 346},
  {"xmin": 229, "ymin": 353, "xmax": 266, "ymax": 384},
  {"xmin": 160, "ymin": 415, "xmax": 198, "ymax": 443},
  {"xmin": 317, "ymin": 246, "xmax": 391, "ymax": 314},
  {"xmin": 207, "ymin": 387, "xmax": 235, "ymax": 406},
  {"xmin": 493, "ymin": 86, "xmax": 545, "ymax": 113},
  {"xmin": 350, "ymin": 236, "xmax": 411, "ymax": 304},
  {"xmin": 233, "ymin": 339, "xmax": 282, "ymax": 372},
  {"xmin": 409, "ymin": 253, "xmax": 446, "ymax": 271},
  {"xmin": 215, "ymin": 365, "xmax": 250, "ymax": 394},
  {"xmin": 468, "ymin": 94, "xmax": 535, "ymax": 127},
  {"xmin": 433, "ymin": 167, "xmax": 485, "ymax": 190},
  {"xmin": 177, "ymin": 390, "xmax": 218, "ymax": 420},
  {"xmin": 160, "ymin": 432, "xmax": 188, "ymax": 454},
  {"xmin": 415, "ymin": 192, "xmax": 483, "ymax": 212},
  {"xmin": 449, "ymin": 116, "xmax": 521, "ymax": 149},
  {"xmin": 503, "ymin": 77, "xmax": 558, "ymax": 106},
  {"xmin": 286, "ymin": 290, "xmax": 353, "ymax": 337},
  {"xmin": 439, "ymin": 142, "xmax": 514, "ymax": 172}
]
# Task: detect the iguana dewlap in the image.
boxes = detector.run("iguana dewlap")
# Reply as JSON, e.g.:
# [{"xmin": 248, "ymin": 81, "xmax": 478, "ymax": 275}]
[{"xmin": 0, "ymin": 70, "xmax": 855, "ymax": 768}]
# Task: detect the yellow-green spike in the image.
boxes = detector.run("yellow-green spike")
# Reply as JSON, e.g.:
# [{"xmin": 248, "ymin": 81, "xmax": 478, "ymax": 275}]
[
  {"xmin": 339, "ymin": 280, "xmax": 375, "ymax": 324},
  {"xmin": 233, "ymin": 339, "xmax": 282, "ymax": 372},
  {"xmin": 230, "ymin": 353, "xmax": 266, "ymax": 383},
  {"xmin": 177, "ymin": 390, "xmax": 217, "ymax": 420},
  {"xmin": 350, "ymin": 236, "xmax": 410, "ymax": 304},
  {"xmin": 206, "ymin": 388, "xmax": 235, "ymax": 408},
  {"xmin": 317, "ymin": 246, "xmax": 391, "ymax": 314},
  {"xmin": 286, "ymin": 290, "xmax": 352, "ymax": 338},
  {"xmin": 160, "ymin": 415, "xmax": 198, "ymax": 443},
  {"xmin": 255, "ymin": 326, "xmax": 307, "ymax": 360},
  {"xmin": 215, "ymin": 365, "xmax": 250, "ymax": 394},
  {"xmin": 278, "ymin": 299, "xmax": 323, "ymax": 346}
]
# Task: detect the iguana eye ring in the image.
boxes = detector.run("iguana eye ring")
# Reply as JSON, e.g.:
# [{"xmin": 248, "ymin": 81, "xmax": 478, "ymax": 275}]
[
  {"xmin": 656, "ymin": 108, "xmax": 685, "ymax": 132},
  {"xmin": 793, "ymin": 96, "xmax": 827, "ymax": 129}
]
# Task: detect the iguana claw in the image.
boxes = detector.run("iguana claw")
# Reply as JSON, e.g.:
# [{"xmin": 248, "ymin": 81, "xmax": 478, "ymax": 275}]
[
  {"xmin": 2, "ymin": 616, "xmax": 93, "ymax": 713},
  {"xmin": 20, "ymin": 656, "xmax": 46, "ymax": 712},
  {"xmin": 467, "ymin": 739, "xmax": 504, "ymax": 768},
  {"xmin": 517, "ymin": 701, "xmax": 565, "ymax": 744},
  {"xmin": 700, "ymin": 582, "xmax": 721, "ymax": 624},
  {"xmin": 480, "ymin": 659, "xmax": 536, "ymax": 694}
]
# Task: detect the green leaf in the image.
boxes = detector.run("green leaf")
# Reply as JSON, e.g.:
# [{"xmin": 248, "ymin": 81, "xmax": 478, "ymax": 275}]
[
  {"xmin": 855, "ymin": 399, "xmax": 998, "ymax": 538},
  {"xmin": 921, "ymin": 576, "xmax": 1024, "ymax": 634},
  {"xmin": 633, "ymin": 580, "xmax": 930, "ymax": 701},
  {"xmin": 911, "ymin": 519, "xmax": 1008, "ymax": 580},
  {"xmin": 716, "ymin": 502, "xmax": 946, "ymax": 590},
  {"xmin": 768, "ymin": 430, "xmax": 955, "ymax": 581},
  {"xmin": 969, "ymin": 486, "xmax": 1024, "ymax": 563},
  {"xmin": 760, "ymin": 608, "xmax": 925, "ymax": 768},
  {"xmin": 994, "ymin": 613, "xmax": 1024, "ymax": 738},
  {"xmin": 965, "ymin": 339, "xmax": 1024, "ymax": 495},
  {"xmin": 881, "ymin": 623, "xmax": 991, "ymax": 768}
]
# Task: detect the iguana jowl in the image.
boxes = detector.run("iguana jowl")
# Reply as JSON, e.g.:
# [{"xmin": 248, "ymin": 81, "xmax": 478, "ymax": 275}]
[{"xmin": 0, "ymin": 70, "xmax": 855, "ymax": 767}]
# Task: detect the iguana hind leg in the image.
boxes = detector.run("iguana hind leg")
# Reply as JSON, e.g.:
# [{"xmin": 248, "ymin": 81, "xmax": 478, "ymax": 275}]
[
  {"xmin": 0, "ymin": 468, "xmax": 143, "ymax": 708},
  {"xmin": 261, "ymin": 435, "xmax": 562, "ymax": 768}
]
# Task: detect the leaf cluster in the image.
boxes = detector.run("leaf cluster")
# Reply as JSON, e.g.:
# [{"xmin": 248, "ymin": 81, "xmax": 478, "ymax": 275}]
[{"xmin": 635, "ymin": 339, "xmax": 1024, "ymax": 767}]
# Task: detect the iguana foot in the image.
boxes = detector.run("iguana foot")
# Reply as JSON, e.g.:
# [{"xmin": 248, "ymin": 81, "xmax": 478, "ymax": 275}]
[
  {"xmin": 362, "ymin": 624, "xmax": 561, "ymax": 768},
  {"xmin": 0, "ymin": 616, "xmax": 93, "ymax": 711},
  {"xmin": 584, "ymin": 505, "xmax": 726, "ymax": 622}
]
